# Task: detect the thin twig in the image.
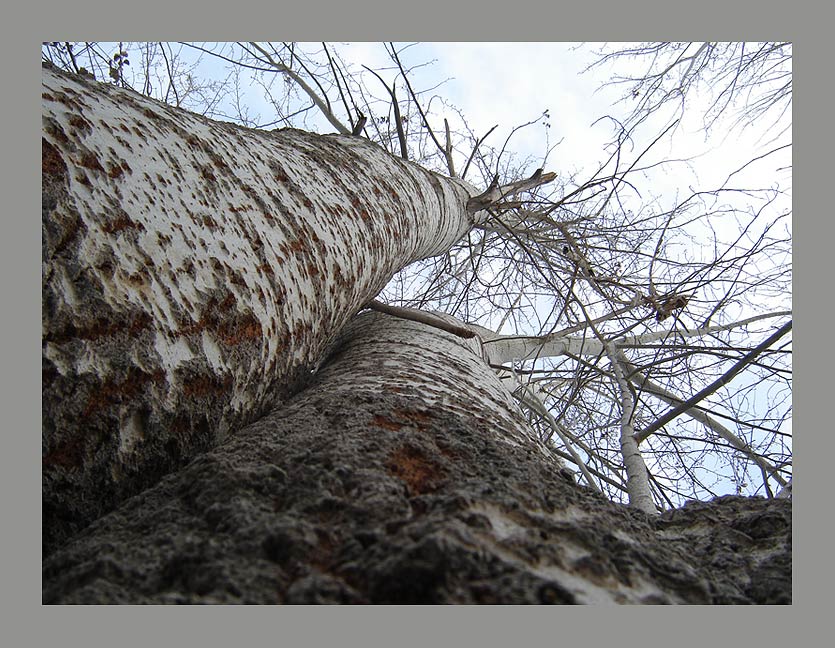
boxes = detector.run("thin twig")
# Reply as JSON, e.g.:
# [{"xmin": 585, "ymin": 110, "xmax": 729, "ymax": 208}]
[
  {"xmin": 362, "ymin": 64, "xmax": 408, "ymax": 159},
  {"xmin": 387, "ymin": 42, "xmax": 450, "ymax": 171},
  {"xmin": 461, "ymin": 124, "xmax": 498, "ymax": 181}
]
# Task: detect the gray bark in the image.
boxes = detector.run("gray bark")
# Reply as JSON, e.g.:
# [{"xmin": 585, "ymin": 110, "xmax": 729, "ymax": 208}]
[{"xmin": 43, "ymin": 313, "xmax": 790, "ymax": 604}]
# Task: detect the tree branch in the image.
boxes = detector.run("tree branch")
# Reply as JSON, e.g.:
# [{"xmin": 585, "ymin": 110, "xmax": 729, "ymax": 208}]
[
  {"xmin": 247, "ymin": 42, "xmax": 351, "ymax": 135},
  {"xmin": 635, "ymin": 320, "xmax": 792, "ymax": 442},
  {"xmin": 467, "ymin": 167, "xmax": 557, "ymax": 214},
  {"xmin": 605, "ymin": 342, "xmax": 657, "ymax": 514},
  {"xmin": 444, "ymin": 118, "xmax": 456, "ymax": 177},
  {"xmin": 365, "ymin": 300, "xmax": 476, "ymax": 339},
  {"xmin": 387, "ymin": 42, "xmax": 453, "ymax": 173},
  {"xmin": 461, "ymin": 124, "xmax": 497, "ymax": 181},
  {"xmin": 362, "ymin": 64, "xmax": 408, "ymax": 159},
  {"xmin": 623, "ymin": 355, "xmax": 788, "ymax": 486}
]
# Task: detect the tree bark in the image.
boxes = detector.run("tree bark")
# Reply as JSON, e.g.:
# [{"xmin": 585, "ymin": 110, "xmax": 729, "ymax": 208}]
[
  {"xmin": 42, "ymin": 313, "xmax": 791, "ymax": 604},
  {"xmin": 41, "ymin": 62, "xmax": 476, "ymax": 554}
]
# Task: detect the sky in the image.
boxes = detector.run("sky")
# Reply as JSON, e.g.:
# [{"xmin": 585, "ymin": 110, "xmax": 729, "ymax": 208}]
[
  {"xmin": 323, "ymin": 43, "xmax": 790, "ymax": 207},
  {"xmin": 344, "ymin": 42, "xmax": 617, "ymax": 176}
]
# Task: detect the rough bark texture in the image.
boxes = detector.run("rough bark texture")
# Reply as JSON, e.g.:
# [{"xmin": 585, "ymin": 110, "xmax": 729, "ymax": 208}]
[
  {"xmin": 43, "ymin": 313, "xmax": 791, "ymax": 604},
  {"xmin": 41, "ymin": 63, "xmax": 476, "ymax": 555}
]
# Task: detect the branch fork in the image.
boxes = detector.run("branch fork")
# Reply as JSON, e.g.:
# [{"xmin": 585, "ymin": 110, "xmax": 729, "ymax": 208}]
[{"xmin": 467, "ymin": 168, "xmax": 557, "ymax": 214}]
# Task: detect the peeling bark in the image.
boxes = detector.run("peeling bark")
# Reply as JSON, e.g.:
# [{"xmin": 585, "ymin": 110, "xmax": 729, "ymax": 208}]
[
  {"xmin": 41, "ymin": 313, "xmax": 790, "ymax": 604},
  {"xmin": 42, "ymin": 62, "xmax": 478, "ymax": 554}
]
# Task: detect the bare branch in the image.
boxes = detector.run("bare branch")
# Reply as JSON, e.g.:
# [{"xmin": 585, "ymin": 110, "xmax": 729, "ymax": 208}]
[
  {"xmin": 461, "ymin": 124, "xmax": 498, "ymax": 182},
  {"xmin": 365, "ymin": 300, "xmax": 477, "ymax": 339},
  {"xmin": 467, "ymin": 168, "xmax": 557, "ymax": 214},
  {"xmin": 246, "ymin": 41, "xmax": 351, "ymax": 134},
  {"xmin": 636, "ymin": 320, "xmax": 792, "ymax": 442},
  {"xmin": 361, "ymin": 64, "xmax": 409, "ymax": 159}
]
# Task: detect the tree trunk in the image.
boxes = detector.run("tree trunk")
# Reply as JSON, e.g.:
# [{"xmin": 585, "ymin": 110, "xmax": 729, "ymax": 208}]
[
  {"xmin": 41, "ymin": 62, "xmax": 476, "ymax": 554},
  {"xmin": 42, "ymin": 313, "xmax": 790, "ymax": 604}
]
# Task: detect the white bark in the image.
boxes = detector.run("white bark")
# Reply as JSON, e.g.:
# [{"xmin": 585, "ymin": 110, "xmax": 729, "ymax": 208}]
[
  {"xmin": 43, "ymin": 64, "xmax": 475, "ymax": 425},
  {"xmin": 776, "ymin": 478, "xmax": 792, "ymax": 499},
  {"xmin": 605, "ymin": 343, "xmax": 657, "ymax": 514},
  {"xmin": 473, "ymin": 310, "xmax": 792, "ymax": 368},
  {"xmin": 41, "ymin": 62, "xmax": 482, "ymax": 550}
]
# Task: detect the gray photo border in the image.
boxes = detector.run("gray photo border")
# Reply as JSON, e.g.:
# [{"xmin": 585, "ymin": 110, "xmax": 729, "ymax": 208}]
[{"xmin": 11, "ymin": 0, "xmax": 816, "ymax": 644}]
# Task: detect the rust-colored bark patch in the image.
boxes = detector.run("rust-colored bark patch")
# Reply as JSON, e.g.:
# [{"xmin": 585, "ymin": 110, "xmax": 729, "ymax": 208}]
[
  {"xmin": 82, "ymin": 367, "xmax": 166, "ymax": 419},
  {"xmin": 386, "ymin": 445, "xmax": 443, "ymax": 496},
  {"xmin": 46, "ymin": 312, "xmax": 153, "ymax": 345},
  {"xmin": 182, "ymin": 294, "xmax": 262, "ymax": 347},
  {"xmin": 68, "ymin": 114, "xmax": 92, "ymax": 134},
  {"xmin": 269, "ymin": 160, "xmax": 290, "ymax": 183},
  {"xmin": 102, "ymin": 209, "xmax": 144, "ymax": 234},
  {"xmin": 78, "ymin": 151, "xmax": 104, "ymax": 173},
  {"xmin": 42, "ymin": 138, "xmax": 67, "ymax": 178},
  {"xmin": 182, "ymin": 372, "xmax": 233, "ymax": 398},
  {"xmin": 207, "ymin": 150, "xmax": 229, "ymax": 172},
  {"xmin": 372, "ymin": 415, "xmax": 403, "ymax": 432},
  {"xmin": 218, "ymin": 313, "xmax": 262, "ymax": 344}
]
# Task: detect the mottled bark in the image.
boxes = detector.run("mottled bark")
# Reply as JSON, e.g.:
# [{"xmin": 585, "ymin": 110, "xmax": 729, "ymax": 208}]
[
  {"xmin": 41, "ymin": 62, "xmax": 477, "ymax": 554},
  {"xmin": 42, "ymin": 313, "xmax": 790, "ymax": 604}
]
